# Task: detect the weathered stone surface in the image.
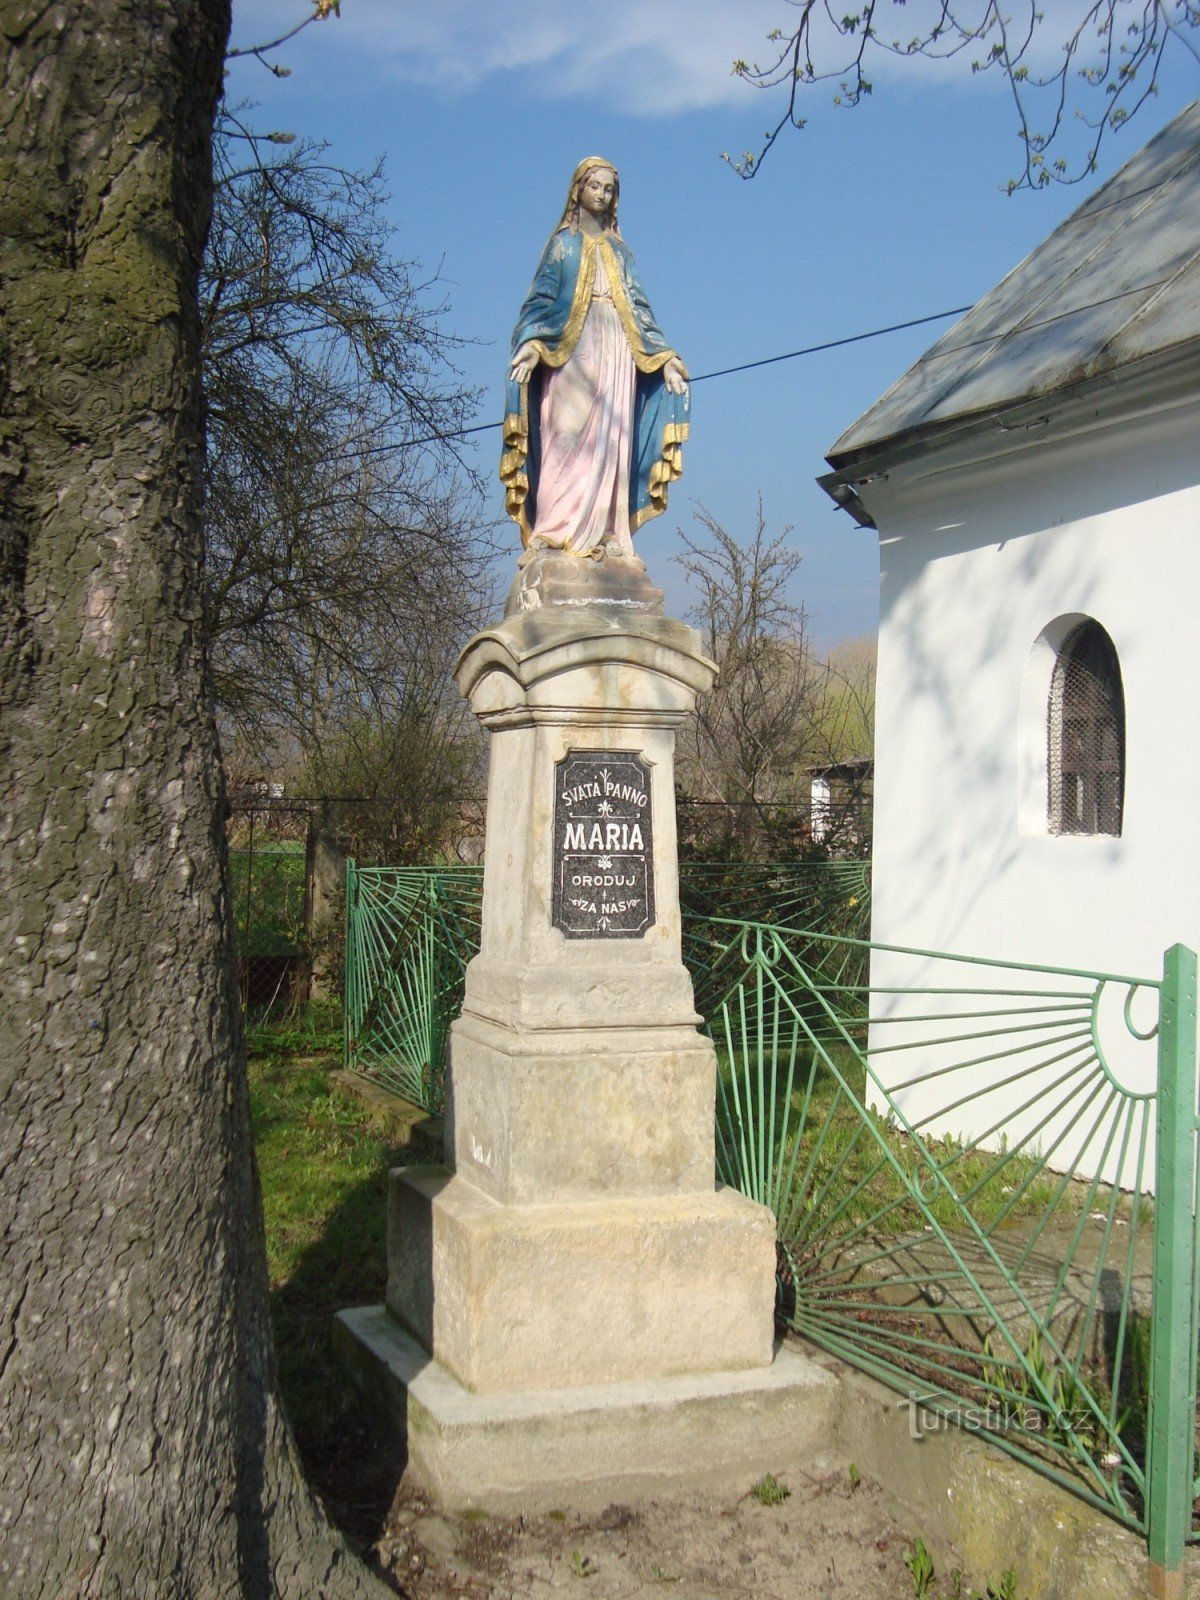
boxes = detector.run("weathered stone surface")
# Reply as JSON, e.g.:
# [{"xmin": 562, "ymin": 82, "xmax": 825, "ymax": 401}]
[
  {"xmin": 445, "ymin": 1010, "xmax": 716, "ymax": 1204},
  {"xmin": 822, "ymin": 1350, "xmax": 1155, "ymax": 1600},
  {"xmin": 456, "ymin": 610, "xmax": 715, "ymax": 716},
  {"xmin": 331, "ymin": 1072, "xmax": 442, "ymax": 1160},
  {"xmin": 334, "ymin": 1309, "xmax": 837, "ymax": 1513},
  {"xmin": 351, "ymin": 602, "xmax": 794, "ymax": 1510},
  {"xmin": 386, "ymin": 1168, "xmax": 775, "ymax": 1393},
  {"xmin": 458, "ymin": 952, "xmax": 700, "ymax": 1035},
  {"xmin": 503, "ymin": 548, "xmax": 665, "ymax": 618},
  {"xmin": 452, "ymin": 613, "xmax": 715, "ymax": 1047}
]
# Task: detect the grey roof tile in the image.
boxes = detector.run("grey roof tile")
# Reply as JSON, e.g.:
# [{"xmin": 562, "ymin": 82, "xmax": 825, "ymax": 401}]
[{"xmin": 828, "ymin": 99, "xmax": 1200, "ymax": 466}]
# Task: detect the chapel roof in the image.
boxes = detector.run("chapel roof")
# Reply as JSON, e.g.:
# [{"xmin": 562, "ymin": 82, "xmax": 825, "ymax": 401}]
[{"xmin": 826, "ymin": 98, "xmax": 1200, "ymax": 471}]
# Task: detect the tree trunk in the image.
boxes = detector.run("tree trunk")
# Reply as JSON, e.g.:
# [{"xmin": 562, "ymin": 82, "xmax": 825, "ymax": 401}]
[{"xmin": 0, "ymin": 5, "xmax": 389, "ymax": 1594}]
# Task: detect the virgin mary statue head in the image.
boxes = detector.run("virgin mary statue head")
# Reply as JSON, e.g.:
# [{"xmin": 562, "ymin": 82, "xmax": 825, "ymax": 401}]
[{"xmin": 558, "ymin": 156, "xmax": 621, "ymax": 235}]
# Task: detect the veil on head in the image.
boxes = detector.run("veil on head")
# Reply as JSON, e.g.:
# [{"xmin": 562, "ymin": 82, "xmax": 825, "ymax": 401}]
[{"xmin": 558, "ymin": 156, "xmax": 621, "ymax": 235}]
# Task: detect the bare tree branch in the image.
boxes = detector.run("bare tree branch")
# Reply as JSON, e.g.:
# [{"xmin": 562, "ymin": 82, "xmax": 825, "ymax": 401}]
[
  {"xmin": 728, "ymin": 2, "xmax": 1200, "ymax": 191},
  {"xmin": 201, "ymin": 107, "xmax": 498, "ymax": 797},
  {"xmin": 226, "ymin": 0, "xmax": 342, "ymax": 75},
  {"xmin": 675, "ymin": 502, "xmax": 876, "ymax": 857}
]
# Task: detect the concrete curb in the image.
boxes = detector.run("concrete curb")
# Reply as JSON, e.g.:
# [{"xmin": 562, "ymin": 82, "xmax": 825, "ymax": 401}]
[{"xmin": 808, "ymin": 1343, "xmax": 1196, "ymax": 1600}]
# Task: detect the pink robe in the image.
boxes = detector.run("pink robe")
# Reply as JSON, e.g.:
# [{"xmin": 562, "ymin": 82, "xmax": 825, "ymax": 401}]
[{"xmin": 529, "ymin": 264, "xmax": 637, "ymax": 558}]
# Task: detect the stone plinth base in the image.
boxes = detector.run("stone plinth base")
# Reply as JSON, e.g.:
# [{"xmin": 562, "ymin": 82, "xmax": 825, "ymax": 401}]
[
  {"xmin": 386, "ymin": 1167, "xmax": 775, "ymax": 1393},
  {"xmin": 504, "ymin": 548, "xmax": 665, "ymax": 618},
  {"xmin": 334, "ymin": 1308, "xmax": 839, "ymax": 1512},
  {"xmin": 446, "ymin": 1010, "xmax": 718, "ymax": 1204},
  {"xmin": 342, "ymin": 600, "xmax": 792, "ymax": 1513}
]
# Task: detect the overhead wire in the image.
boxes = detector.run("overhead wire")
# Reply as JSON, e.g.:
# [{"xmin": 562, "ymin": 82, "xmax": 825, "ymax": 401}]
[
  {"xmin": 336, "ymin": 303, "xmax": 975, "ymax": 461},
  {"xmin": 687, "ymin": 305, "xmax": 973, "ymax": 384}
]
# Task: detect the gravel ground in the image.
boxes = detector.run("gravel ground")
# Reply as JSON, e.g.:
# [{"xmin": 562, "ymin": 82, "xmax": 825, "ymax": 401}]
[{"xmin": 367, "ymin": 1456, "xmax": 924, "ymax": 1600}]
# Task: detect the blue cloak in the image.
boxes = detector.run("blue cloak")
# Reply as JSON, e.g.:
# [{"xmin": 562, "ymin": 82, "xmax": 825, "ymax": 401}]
[{"xmin": 500, "ymin": 228, "xmax": 690, "ymax": 544}]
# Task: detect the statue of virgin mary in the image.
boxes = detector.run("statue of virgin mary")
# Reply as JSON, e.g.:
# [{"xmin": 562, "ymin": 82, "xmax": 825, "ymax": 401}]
[{"xmin": 500, "ymin": 157, "xmax": 690, "ymax": 562}]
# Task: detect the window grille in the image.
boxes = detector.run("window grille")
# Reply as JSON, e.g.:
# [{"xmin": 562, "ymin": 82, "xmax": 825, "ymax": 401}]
[{"xmin": 1047, "ymin": 620, "xmax": 1124, "ymax": 836}]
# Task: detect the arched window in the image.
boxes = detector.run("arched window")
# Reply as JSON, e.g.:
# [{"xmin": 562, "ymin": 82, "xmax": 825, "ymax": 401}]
[{"xmin": 1047, "ymin": 620, "xmax": 1124, "ymax": 836}]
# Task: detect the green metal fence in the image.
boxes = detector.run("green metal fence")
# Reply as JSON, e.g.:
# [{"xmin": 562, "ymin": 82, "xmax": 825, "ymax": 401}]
[
  {"xmin": 343, "ymin": 865, "xmax": 484, "ymax": 1108},
  {"xmin": 342, "ymin": 859, "xmax": 1198, "ymax": 1583},
  {"xmin": 228, "ymin": 843, "xmax": 309, "ymax": 1009},
  {"xmin": 706, "ymin": 918, "xmax": 1197, "ymax": 1586},
  {"xmin": 343, "ymin": 859, "xmax": 870, "ymax": 1105}
]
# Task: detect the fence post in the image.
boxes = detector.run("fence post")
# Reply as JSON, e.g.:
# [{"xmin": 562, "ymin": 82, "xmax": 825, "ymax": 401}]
[
  {"xmin": 1147, "ymin": 942, "xmax": 1198, "ymax": 1600},
  {"xmin": 301, "ymin": 810, "xmax": 316, "ymax": 1007},
  {"xmin": 342, "ymin": 858, "xmax": 357, "ymax": 1073},
  {"xmin": 425, "ymin": 873, "xmax": 441, "ymax": 1105},
  {"xmin": 306, "ymin": 809, "xmax": 346, "ymax": 1001},
  {"xmin": 239, "ymin": 807, "xmax": 257, "ymax": 1009}
]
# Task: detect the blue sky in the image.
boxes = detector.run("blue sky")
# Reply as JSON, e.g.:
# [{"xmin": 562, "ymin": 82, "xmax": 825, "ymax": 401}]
[{"xmin": 226, "ymin": 3, "xmax": 1199, "ymax": 648}]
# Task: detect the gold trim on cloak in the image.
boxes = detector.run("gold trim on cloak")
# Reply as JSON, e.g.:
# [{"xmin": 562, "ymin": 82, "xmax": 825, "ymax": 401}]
[
  {"xmin": 597, "ymin": 235, "xmax": 675, "ymax": 376},
  {"xmin": 503, "ymin": 410, "xmax": 688, "ymax": 543},
  {"xmin": 500, "ymin": 380, "xmax": 533, "ymax": 544},
  {"xmin": 518, "ymin": 235, "xmax": 597, "ymax": 374},
  {"xmin": 632, "ymin": 420, "xmax": 689, "ymax": 533}
]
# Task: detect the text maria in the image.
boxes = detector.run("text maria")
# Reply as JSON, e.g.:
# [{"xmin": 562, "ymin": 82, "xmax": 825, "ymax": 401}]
[{"xmin": 562, "ymin": 820, "xmax": 646, "ymax": 853}]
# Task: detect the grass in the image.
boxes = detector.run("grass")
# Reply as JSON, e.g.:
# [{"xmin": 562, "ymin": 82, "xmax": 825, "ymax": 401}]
[
  {"xmin": 230, "ymin": 845, "xmax": 308, "ymax": 959},
  {"xmin": 714, "ymin": 1017, "xmax": 1160, "ymax": 1511},
  {"xmin": 247, "ymin": 1003, "xmax": 406, "ymax": 1535},
  {"xmin": 903, "ymin": 1537, "xmax": 1025, "ymax": 1600},
  {"xmin": 748, "ymin": 1473, "xmax": 791, "ymax": 1506}
]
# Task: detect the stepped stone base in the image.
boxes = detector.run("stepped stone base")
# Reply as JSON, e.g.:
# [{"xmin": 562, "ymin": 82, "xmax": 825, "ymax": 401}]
[
  {"xmin": 386, "ymin": 1167, "xmax": 775, "ymax": 1393},
  {"xmin": 333, "ymin": 602, "xmax": 802, "ymax": 1513},
  {"xmin": 334, "ymin": 1308, "xmax": 839, "ymax": 1512}
]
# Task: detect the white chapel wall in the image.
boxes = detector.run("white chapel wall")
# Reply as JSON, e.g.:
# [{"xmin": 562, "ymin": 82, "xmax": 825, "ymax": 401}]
[{"xmin": 855, "ymin": 395, "xmax": 1200, "ymax": 1177}]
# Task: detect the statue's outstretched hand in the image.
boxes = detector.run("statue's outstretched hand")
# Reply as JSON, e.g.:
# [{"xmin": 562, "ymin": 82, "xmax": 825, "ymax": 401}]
[
  {"xmin": 663, "ymin": 356, "xmax": 689, "ymax": 396},
  {"xmin": 510, "ymin": 343, "xmax": 540, "ymax": 384}
]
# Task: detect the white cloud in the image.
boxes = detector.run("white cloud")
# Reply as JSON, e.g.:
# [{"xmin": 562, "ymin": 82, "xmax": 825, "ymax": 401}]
[
  {"xmin": 233, "ymin": 0, "xmax": 785, "ymax": 115},
  {"xmin": 233, "ymin": 0, "xmax": 1121, "ymax": 118}
]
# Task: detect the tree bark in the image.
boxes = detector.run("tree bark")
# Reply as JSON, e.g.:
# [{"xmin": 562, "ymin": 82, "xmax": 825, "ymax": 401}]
[{"xmin": 0, "ymin": 5, "xmax": 389, "ymax": 1594}]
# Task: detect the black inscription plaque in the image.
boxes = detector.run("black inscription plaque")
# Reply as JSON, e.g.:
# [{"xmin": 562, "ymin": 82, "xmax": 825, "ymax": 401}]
[{"xmin": 552, "ymin": 750, "xmax": 655, "ymax": 939}]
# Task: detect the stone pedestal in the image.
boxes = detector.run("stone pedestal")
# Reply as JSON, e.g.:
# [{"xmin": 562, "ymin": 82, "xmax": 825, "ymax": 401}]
[{"xmin": 336, "ymin": 582, "xmax": 832, "ymax": 1505}]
